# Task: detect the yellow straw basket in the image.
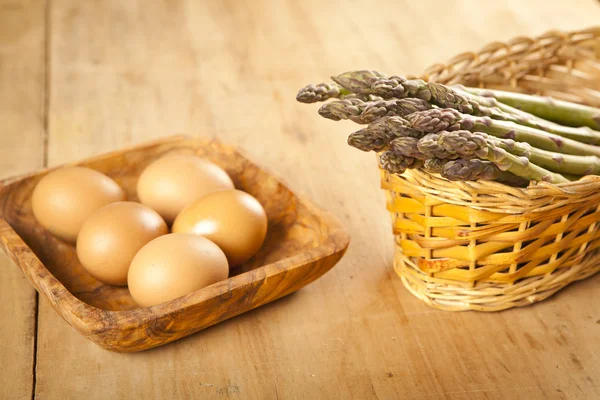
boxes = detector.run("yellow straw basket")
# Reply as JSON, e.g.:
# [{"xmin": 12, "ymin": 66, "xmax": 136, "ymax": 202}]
[{"xmin": 385, "ymin": 27, "xmax": 600, "ymax": 311}]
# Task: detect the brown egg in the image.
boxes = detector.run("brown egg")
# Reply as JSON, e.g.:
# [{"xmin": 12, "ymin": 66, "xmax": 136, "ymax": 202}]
[
  {"xmin": 76, "ymin": 202, "xmax": 168, "ymax": 286},
  {"xmin": 31, "ymin": 166, "xmax": 126, "ymax": 242},
  {"xmin": 127, "ymin": 233, "xmax": 229, "ymax": 307},
  {"xmin": 136, "ymin": 153, "xmax": 234, "ymax": 224},
  {"xmin": 172, "ymin": 190, "xmax": 267, "ymax": 266}
]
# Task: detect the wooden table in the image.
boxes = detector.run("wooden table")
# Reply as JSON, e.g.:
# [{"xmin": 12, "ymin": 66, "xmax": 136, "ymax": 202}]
[{"xmin": 2, "ymin": 1, "xmax": 600, "ymax": 399}]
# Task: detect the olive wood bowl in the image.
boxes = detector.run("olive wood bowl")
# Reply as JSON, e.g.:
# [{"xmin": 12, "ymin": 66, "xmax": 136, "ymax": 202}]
[{"xmin": 0, "ymin": 136, "xmax": 350, "ymax": 352}]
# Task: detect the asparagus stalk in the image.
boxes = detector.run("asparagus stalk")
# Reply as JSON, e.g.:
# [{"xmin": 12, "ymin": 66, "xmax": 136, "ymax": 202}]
[
  {"xmin": 364, "ymin": 112, "xmax": 600, "ymax": 175},
  {"xmin": 440, "ymin": 159, "xmax": 530, "ymax": 185},
  {"xmin": 423, "ymin": 158, "xmax": 447, "ymax": 173},
  {"xmin": 378, "ymin": 151, "xmax": 423, "ymax": 174},
  {"xmin": 380, "ymin": 147, "xmax": 529, "ymax": 184},
  {"xmin": 296, "ymin": 82, "xmax": 352, "ymax": 103},
  {"xmin": 362, "ymin": 98, "xmax": 432, "ymax": 123},
  {"xmin": 318, "ymin": 98, "xmax": 369, "ymax": 123},
  {"xmin": 463, "ymin": 131, "xmax": 600, "ymax": 175},
  {"xmin": 388, "ymin": 137, "xmax": 425, "ymax": 159},
  {"xmin": 527, "ymin": 147, "xmax": 600, "ymax": 175},
  {"xmin": 379, "ymin": 75, "xmax": 585, "ymax": 140},
  {"xmin": 417, "ymin": 133, "xmax": 462, "ymax": 159},
  {"xmin": 453, "ymin": 86, "xmax": 600, "ymax": 145},
  {"xmin": 368, "ymin": 115, "xmax": 426, "ymax": 141},
  {"xmin": 355, "ymin": 73, "xmax": 521, "ymax": 120},
  {"xmin": 407, "ymin": 108, "xmax": 600, "ymax": 157},
  {"xmin": 429, "ymin": 131, "xmax": 569, "ymax": 183},
  {"xmin": 318, "ymin": 98, "xmax": 431, "ymax": 124},
  {"xmin": 332, "ymin": 71, "xmax": 600, "ymax": 144},
  {"xmin": 421, "ymin": 156, "xmax": 529, "ymax": 185},
  {"xmin": 337, "ymin": 73, "xmax": 492, "ymax": 116},
  {"xmin": 463, "ymin": 87, "xmax": 600, "ymax": 130},
  {"xmin": 347, "ymin": 129, "xmax": 387, "ymax": 152},
  {"xmin": 441, "ymin": 159, "xmax": 503, "ymax": 181},
  {"xmin": 331, "ymin": 70, "xmax": 387, "ymax": 94}
]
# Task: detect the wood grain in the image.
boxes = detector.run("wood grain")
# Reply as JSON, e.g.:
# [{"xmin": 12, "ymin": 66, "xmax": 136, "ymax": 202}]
[
  {"xmin": 0, "ymin": 0, "xmax": 46, "ymax": 399},
  {"xmin": 4, "ymin": 0, "xmax": 600, "ymax": 398}
]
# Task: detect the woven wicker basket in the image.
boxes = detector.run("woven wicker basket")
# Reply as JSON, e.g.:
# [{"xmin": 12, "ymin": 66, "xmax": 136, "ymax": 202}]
[{"xmin": 384, "ymin": 27, "xmax": 600, "ymax": 311}]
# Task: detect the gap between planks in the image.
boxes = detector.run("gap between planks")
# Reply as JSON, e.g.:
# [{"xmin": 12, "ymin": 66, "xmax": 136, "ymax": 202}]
[{"xmin": 33, "ymin": 0, "xmax": 52, "ymax": 399}]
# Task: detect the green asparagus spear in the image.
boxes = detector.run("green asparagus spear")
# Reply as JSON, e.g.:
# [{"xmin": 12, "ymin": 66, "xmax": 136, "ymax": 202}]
[
  {"xmin": 318, "ymin": 98, "xmax": 370, "ymax": 123},
  {"xmin": 365, "ymin": 112, "xmax": 600, "ymax": 176},
  {"xmin": 433, "ymin": 131, "xmax": 569, "ymax": 183},
  {"xmin": 332, "ymin": 71, "xmax": 600, "ymax": 144},
  {"xmin": 423, "ymin": 158, "xmax": 447, "ymax": 173},
  {"xmin": 296, "ymin": 82, "xmax": 352, "ymax": 103},
  {"xmin": 463, "ymin": 87, "xmax": 600, "ymax": 130},
  {"xmin": 441, "ymin": 159, "xmax": 503, "ymax": 181},
  {"xmin": 378, "ymin": 151, "xmax": 423, "ymax": 174},
  {"xmin": 361, "ymin": 98, "xmax": 432, "ymax": 123},
  {"xmin": 347, "ymin": 129, "xmax": 387, "ymax": 152},
  {"xmin": 443, "ymin": 159, "xmax": 531, "ymax": 185},
  {"xmin": 388, "ymin": 137, "xmax": 425, "ymax": 159},
  {"xmin": 466, "ymin": 130, "xmax": 600, "ymax": 175},
  {"xmin": 407, "ymin": 108, "xmax": 600, "ymax": 157},
  {"xmin": 453, "ymin": 86, "xmax": 600, "ymax": 145},
  {"xmin": 417, "ymin": 133, "xmax": 461, "ymax": 159},
  {"xmin": 318, "ymin": 98, "xmax": 431, "ymax": 124},
  {"xmin": 331, "ymin": 70, "xmax": 387, "ymax": 94}
]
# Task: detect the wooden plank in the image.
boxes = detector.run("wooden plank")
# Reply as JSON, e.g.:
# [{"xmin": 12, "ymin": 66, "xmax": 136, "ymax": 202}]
[
  {"xmin": 36, "ymin": 0, "xmax": 600, "ymax": 399},
  {"xmin": 0, "ymin": 0, "xmax": 47, "ymax": 399}
]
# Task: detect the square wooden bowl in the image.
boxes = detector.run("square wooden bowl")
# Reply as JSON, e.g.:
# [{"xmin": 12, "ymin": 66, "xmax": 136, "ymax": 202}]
[{"xmin": 0, "ymin": 136, "xmax": 350, "ymax": 352}]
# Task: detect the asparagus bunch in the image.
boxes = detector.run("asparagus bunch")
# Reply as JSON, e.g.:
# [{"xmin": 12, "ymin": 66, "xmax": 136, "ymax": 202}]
[
  {"xmin": 374, "ymin": 129, "xmax": 566, "ymax": 182},
  {"xmin": 296, "ymin": 82, "xmax": 352, "ymax": 103},
  {"xmin": 418, "ymin": 130, "xmax": 569, "ymax": 183},
  {"xmin": 463, "ymin": 87, "xmax": 600, "ymax": 131},
  {"xmin": 318, "ymin": 97, "xmax": 431, "ymax": 124},
  {"xmin": 297, "ymin": 70, "xmax": 600, "ymax": 185},
  {"xmin": 440, "ymin": 159, "xmax": 530, "ymax": 186},
  {"xmin": 358, "ymin": 109, "xmax": 600, "ymax": 175},
  {"xmin": 329, "ymin": 71, "xmax": 600, "ymax": 145},
  {"xmin": 441, "ymin": 159, "xmax": 502, "ymax": 181}
]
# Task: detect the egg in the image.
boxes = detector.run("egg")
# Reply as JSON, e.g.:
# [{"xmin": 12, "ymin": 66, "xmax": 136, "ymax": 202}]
[
  {"xmin": 127, "ymin": 233, "xmax": 229, "ymax": 307},
  {"xmin": 76, "ymin": 202, "xmax": 168, "ymax": 286},
  {"xmin": 136, "ymin": 153, "xmax": 234, "ymax": 224},
  {"xmin": 31, "ymin": 166, "xmax": 126, "ymax": 242},
  {"xmin": 172, "ymin": 190, "xmax": 267, "ymax": 266}
]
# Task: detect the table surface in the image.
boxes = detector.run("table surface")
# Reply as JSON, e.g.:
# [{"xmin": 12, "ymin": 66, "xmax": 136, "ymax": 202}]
[{"xmin": 2, "ymin": 1, "xmax": 600, "ymax": 399}]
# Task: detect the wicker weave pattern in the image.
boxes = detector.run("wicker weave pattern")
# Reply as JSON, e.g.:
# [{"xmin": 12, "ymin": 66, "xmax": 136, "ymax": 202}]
[{"xmin": 386, "ymin": 27, "xmax": 600, "ymax": 311}]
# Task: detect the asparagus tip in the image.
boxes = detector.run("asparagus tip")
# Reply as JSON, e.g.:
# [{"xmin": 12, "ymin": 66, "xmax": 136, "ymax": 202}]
[
  {"xmin": 296, "ymin": 93, "xmax": 311, "ymax": 103},
  {"xmin": 318, "ymin": 103, "xmax": 341, "ymax": 121},
  {"xmin": 347, "ymin": 129, "xmax": 386, "ymax": 152},
  {"xmin": 331, "ymin": 70, "xmax": 385, "ymax": 94},
  {"xmin": 296, "ymin": 82, "xmax": 350, "ymax": 103}
]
